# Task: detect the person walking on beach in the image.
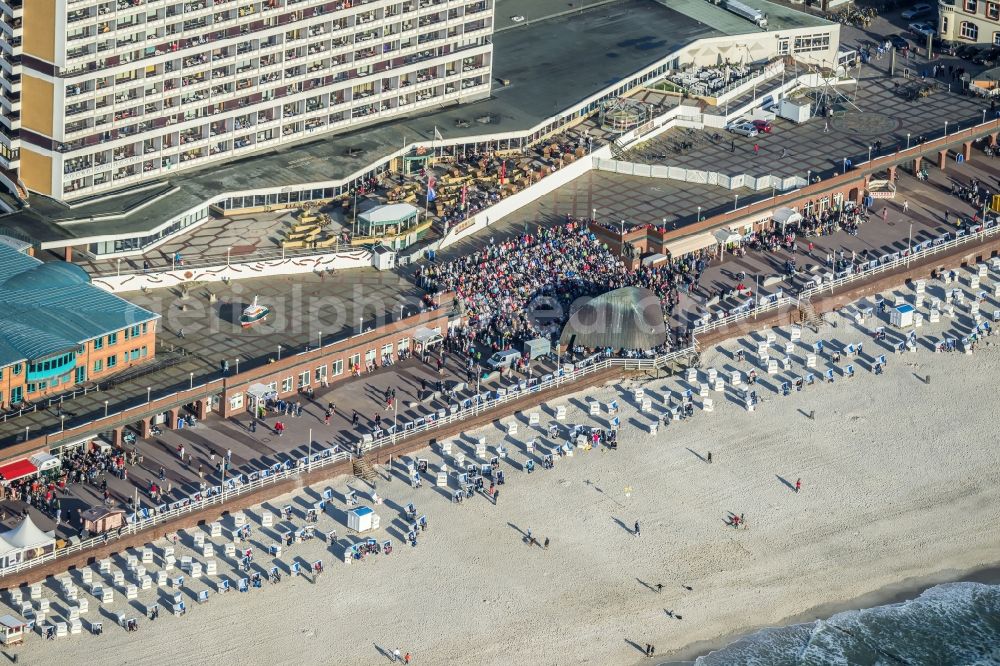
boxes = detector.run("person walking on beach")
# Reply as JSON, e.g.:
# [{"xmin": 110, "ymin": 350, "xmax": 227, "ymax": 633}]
[
  {"xmin": 795, "ymin": 478, "xmax": 801, "ymax": 493},
  {"xmin": 707, "ymin": 451, "xmax": 712, "ymax": 464},
  {"xmin": 634, "ymin": 520, "xmax": 641, "ymax": 537},
  {"xmin": 393, "ymin": 647, "xmax": 402, "ymax": 662}
]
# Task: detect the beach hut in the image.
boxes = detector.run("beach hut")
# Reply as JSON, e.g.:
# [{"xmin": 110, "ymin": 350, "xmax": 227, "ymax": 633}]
[
  {"xmin": 347, "ymin": 507, "xmax": 380, "ymax": 534},
  {"xmin": 890, "ymin": 304, "xmax": 915, "ymax": 328},
  {"xmin": 0, "ymin": 615, "xmax": 25, "ymax": 645},
  {"xmin": 81, "ymin": 506, "xmax": 126, "ymax": 535}
]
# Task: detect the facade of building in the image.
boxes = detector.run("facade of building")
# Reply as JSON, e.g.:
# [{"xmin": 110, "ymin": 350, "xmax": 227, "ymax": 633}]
[
  {"xmin": 0, "ymin": 0, "xmax": 494, "ymax": 201},
  {"xmin": 0, "ymin": 238, "xmax": 159, "ymax": 409},
  {"xmin": 938, "ymin": 0, "xmax": 1000, "ymax": 45}
]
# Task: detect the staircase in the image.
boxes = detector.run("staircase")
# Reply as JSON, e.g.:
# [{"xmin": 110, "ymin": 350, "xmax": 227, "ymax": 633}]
[
  {"xmin": 798, "ymin": 298, "xmax": 824, "ymax": 332},
  {"xmin": 352, "ymin": 455, "xmax": 378, "ymax": 483}
]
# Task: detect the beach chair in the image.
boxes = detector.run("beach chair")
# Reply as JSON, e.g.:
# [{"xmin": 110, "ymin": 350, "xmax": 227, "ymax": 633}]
[
  {"xmin": 197, "ymin": 590, "xmax": 210, "ymax": 604},
  {"xmin": 238, "ymin": 577, "xmax": 249, "ymax": 593}
]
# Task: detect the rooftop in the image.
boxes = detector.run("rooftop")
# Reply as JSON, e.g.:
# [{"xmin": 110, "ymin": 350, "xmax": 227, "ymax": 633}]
[
  {"xmin": 1, "ymin": 0, "xmax": 741, "ymax": 243},
  {"xmin": 0, "ymin": 243, "xmax": 159, "ymax": 368}
]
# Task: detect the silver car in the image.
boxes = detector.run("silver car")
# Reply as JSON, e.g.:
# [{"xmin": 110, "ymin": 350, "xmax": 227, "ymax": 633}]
[{"xmin": 727, "ymin": 122, "xmax": 759, "ymax": 138}]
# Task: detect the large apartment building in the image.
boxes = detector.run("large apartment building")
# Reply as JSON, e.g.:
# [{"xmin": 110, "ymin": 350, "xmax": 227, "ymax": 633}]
[
  {"xmin": 0, "ymin": 0, "xmax": 494, "ymax": 202},
  {"xmin": 938, "ymin": 0, "xmax": 1000, "ymax": 45}
]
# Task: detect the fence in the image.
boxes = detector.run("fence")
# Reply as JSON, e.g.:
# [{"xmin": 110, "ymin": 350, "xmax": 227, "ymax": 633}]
[
  {"xmin": 1, "ymin": 344, "xmax": 695, "ymax": 580},
  {"xmin": 691, "ymin": 220, "xmax": 1000, "ymax": 337},
  {"xmin": 91, "ymin": 243, "xmax": 347, "ymax": 278}
]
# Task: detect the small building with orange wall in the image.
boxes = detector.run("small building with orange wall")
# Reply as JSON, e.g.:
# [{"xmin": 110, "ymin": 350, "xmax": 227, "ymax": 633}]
[{"xmin": 0, "ymin": 238, "xmax": 159, "ymax": 409}]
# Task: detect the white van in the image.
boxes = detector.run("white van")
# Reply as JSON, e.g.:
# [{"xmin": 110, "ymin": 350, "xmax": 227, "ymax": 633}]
[{"xmin": 486, "ymin": 350, "xmax": 520, "ymax": 371}]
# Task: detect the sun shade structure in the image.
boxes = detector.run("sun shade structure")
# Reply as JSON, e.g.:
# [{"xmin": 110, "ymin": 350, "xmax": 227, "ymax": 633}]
[{"xmin": 560, "ymin": 287, "xmax": 667, "ymax": 351}]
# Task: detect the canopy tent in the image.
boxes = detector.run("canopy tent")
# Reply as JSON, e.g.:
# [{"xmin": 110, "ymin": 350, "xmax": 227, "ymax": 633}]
[
  {"xmin": 0, "ymin": 459, "xmax": 37, "ymax": 483},
  {"xmin": 1, "ymin": 516, "xmax": 55, "ymax": 562},
  {"xmin": 413, "ymin": 327, "xmax": 443, "ymax": 349},
  {"xmin": 29, "ymin": 452, "xmax": 60, "ymax": 472},
  {"xmin": 713, "ymin": 228, "xmax": 742, "ymax": 245},
  {"xmin": 82, "ymin": 506, "xmax": 126, "ymax": 535},
  {"xmin": 560, "ymin": 287, "xmax": 667, "ymax": 351},
  {"xmin": 663, "ymin": 231, "xmax": 717, "ymax": 259},
  {"xmin": 772, "ymin": 207, "xmax": 802, "ymax": 230}
]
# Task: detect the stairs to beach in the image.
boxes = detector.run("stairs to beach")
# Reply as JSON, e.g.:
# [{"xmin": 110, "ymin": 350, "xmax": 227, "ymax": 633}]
[
  {"xmin": 352, "ymin": 456, "xmax": 378, "ymax": 483},
  {"xmin": 798, "ymin": 299, "xmax": 824, "ymax": 332}
]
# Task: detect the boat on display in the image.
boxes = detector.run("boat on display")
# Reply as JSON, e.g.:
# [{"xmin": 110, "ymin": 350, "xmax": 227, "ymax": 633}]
[{"xmin": 240, "ymin": 296, "xmax": 270, "ymax": 328}]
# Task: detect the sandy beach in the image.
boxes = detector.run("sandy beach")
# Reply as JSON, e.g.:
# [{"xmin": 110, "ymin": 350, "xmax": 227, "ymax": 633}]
[{"xmin": 12, "ymin": 277, "xmax": 1000, "ymax": 665}]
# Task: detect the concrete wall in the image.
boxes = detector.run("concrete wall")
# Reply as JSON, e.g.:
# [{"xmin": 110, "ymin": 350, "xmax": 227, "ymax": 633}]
[{"xmin": 93, "ymin": 249, "xmax": 373, "ymax": 293}]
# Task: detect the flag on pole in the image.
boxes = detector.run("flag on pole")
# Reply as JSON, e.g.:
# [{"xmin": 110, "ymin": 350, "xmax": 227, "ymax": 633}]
[
  {"xmin": 460, "ymin": 183, "xmax": 467, "ymax": 209},
  {"xmin": 499, "ymin": 159, "xmax": 507, "ymax": 185},
  {"xmin": 433, "ymin": 126, "xmax": 443, "ymax": 142},
  {"xmin": 426, "ymin": 173, "xmax": 437, "ymax": 202}
]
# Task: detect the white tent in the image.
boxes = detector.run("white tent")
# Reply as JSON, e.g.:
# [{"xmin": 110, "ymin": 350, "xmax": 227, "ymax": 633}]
[
  {"xmin": 772, "ymin": 207, "xmax": 802, "ymax": 230},
  {"xmin": 29, "ymin": 452, "xmax": 60, "ymax": 472},
  {"xmin": 414, "ymin": 327, "xmax": 443, "ymax": 349},
  {"xmin": 1, "ymin": 516, "xmax": 55, "ymax": 562}
]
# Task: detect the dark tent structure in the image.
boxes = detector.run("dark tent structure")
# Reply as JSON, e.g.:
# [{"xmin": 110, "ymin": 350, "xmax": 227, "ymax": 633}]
[{"xmin": 559, "ymin": 287, "xmax": 667, "ymax": 351}]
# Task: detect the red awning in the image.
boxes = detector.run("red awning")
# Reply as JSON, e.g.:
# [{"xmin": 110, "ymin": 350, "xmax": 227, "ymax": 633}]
[{"xmin": 0, "ymin": 460, "xmax": 38, "ymax": 483}]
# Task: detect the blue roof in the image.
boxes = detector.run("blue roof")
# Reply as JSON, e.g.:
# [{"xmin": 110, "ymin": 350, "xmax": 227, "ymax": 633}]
[
  {"xmin": 0, "ymin": 244, "xmax": 159, "ymax": 368},
  {"xmin": 895, "ymin": 304, "xmax": 915, "ymax": 313}
]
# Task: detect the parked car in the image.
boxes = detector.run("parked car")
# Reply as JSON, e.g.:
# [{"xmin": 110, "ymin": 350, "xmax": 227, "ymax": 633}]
[
  {"xmin": 888, "ymin": 34, "xmax": 909, "ymax": 50},
  {"xmin": 972, "ymin": 46, "xmax": 1000, "ymax": 66},
  {"xmin": 726, "ymin": 121, "xmax": 759, "ymax": 137},
  {"xmin": 908, "ymin": 22, "xmax": 935, "ymax": 38},
  {"xmin": 901, "ymin": 3, "xmax": 932, "ymax": 19},
  {"xmin": 751, "ymin": 119, "xmax": 772, "ymax": 133},
  {"xmin": 486, "ymin": 350, "xmax": 520, "ymax": 371},
  {"xmin": 956, "ymin": 43, "xmax": 982, "ymax": 60},
  {"xmin": 510, "ymin": 15, "xmax": 525, "ymax": 22}
]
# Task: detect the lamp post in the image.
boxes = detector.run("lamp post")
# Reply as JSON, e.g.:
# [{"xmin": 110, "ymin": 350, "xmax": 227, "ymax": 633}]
[
  {"xmin": 907, "ymin": 222, "xmax": 913, "ymax": 266},
  {"xmin": 944, "ymin": 120, "xmax": 949, "ymax": 136},
  {"xmin": 104, "ymin": 400, "xmax": 109, "ymax": 417},
  {"xmin": 619, "ymin": 219, "xmax": 624, "ymax": 236},
  {"xmin": 189, "ymin": 372, "xmax": 194, "ymax": 389},
  {"xmin": 399, "ymin": 304, "xmax": 405, "ymax": 320},
  {"xmin": 843, "ymin": 157, "xmax": 847, "ymax": 174},
  {"xmin": 359, "ymin": 317, "xmax": 363, "ymax": 334},
  {"xmin": 592, "ymin": 207, "xmax": 597, "ymax": 222},
  {"xmin": 277, "ymin": 345, "xmax": 282, "ymax": 361},
  {"xmin": 983, "ymin": 108, "xmax": 988, "ymax": 125},
  {"xmin": 317, "ymin": 331, "xmax": 322, "ymax": 349},
  {"xmin": 60, "ymin": 414, "xmax": 65, "ymax": 433},
  {"xmin": 307, "ymin": 427, "xmax": 313, "ymax": 472},
  {"xmin": 906, "ymin": 132, "xmax": 910, "ymax": 149},
  {"xmin": 868, "ymin": 145, "xmax": 872, "ymax": 163},
  {"xmin": 733, "ymin": 194, "xmax": 739, "ymax": 211},
  {"xmin": 697, "ymin": 205, "xmax": 701, "ymax": 222},
  {"xmin": 235, "ymin": 357, "xmax": 240, "ymax": 375},
  {"xmin": 116, "ymin": 258, "xmax": 121, "ymax": 277},
  {"xmin": 146, "ymin": 387, "xmax": 151, "ymax": 403},
  {"xmin": 227, "ymin": 246, "xmax": 232, "ymax": 266},
  {"xmin": 806, "ymin": 169, "xmax": 811, "ymax": 186}
]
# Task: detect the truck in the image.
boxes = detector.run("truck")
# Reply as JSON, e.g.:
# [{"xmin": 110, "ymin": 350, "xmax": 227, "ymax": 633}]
[{"xmin": 724, "ymin": 0, "xmax": 767, "ymax": 28}]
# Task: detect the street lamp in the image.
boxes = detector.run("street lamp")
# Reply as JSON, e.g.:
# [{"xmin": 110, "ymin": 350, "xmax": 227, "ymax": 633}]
[
  {"xmin": 907, "ymin": 222, "xmax": 913, "ymax": 266},
  {"xmin": 146, "ymin": 387, "xmax": 152, "ymax": 403},
  {"xmin": 592, "ymin": 208, "xmax": 597, "ymax": 222},
  {"xmin": 983, "ymin": 108, "xmax": 988, "ymax": 125},
  {"xmin": 906, "ymin": 132, "xmax": 910, "ymax": 149},
  {"xmin": 399, "ymin": 304, "xmax": 405, "ymax": 320},
  {"xmin": 60, "ymin": 414, "xmax": 65, "ymax": 432},
  {"xmin": 317, "ymin": 331, "xmax": 322, "ymax": 349},
  {"xmin": 235, "ymin": 358, "xmax": 240, "ymax": 375},
  {"xmin": 277, "ymin": 345, "xmax": 282, "ymax": 361},
  {"xmin": 843, "ymin": 157, "xmax": 847, "ymax": 174},
  {"xmin": 359, "ymin": 317, "xmax": 363, "ymax": 334},
  {"xmin": 104, "ymin": 400, "xmax": 109, "ymax": 417},
  {"xmin": 619, "ymin": 219, "xmax": 625, "ymax": 236},
  {"xmin": 733, "ymin": 194, "xmax": 739, "ymax": 211},
  {"xmin": 868, "ymin": 145, "xmax": 872, "ymax": 163},
  {"xmin": 697, "ymin": 205, "xmax": 701, "ymax": 222},
  {"xmin": 227, "ymin": 246, "xmax": 232, "ymax": 266},
  {"xmin": 806, "ymin": 169, "xmax": 811, "ymax": 186},
  {"xmin": 944, "ymin": 121, "xmax": 949, "ymax": 136},
  {"xmin": 189, "ymin": 372, "xmax": 194, "ymax": 389},
  {"xmin": 116, "ymin": 258, "xmax": 121, "ymax": 277}
]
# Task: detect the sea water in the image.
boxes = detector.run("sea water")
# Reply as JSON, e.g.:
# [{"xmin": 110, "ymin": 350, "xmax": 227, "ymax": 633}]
[{"xmin": 689, "ymin": 582, "xmax": 1000, "ymax": 666}]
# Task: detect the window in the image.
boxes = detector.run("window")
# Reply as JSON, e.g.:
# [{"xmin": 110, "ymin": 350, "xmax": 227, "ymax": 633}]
[
  {"xmin": 131, "ymin": 325, "xmax": 140, "ymax": 338},
  {"xmin": 141, "ymin": 345, "xmax": 148, "ymax": 357},
  {"xmin": 37, "ymin": 381, "xmax": 47, "ymax": 391},
  {"xmin": 230, "ymin": 393, "xmax": 244, "ymax": 410},
  {"xmin": 107, "ymin": 332, "xmax": 118, "ymax": 345},
  {"xmin": 966, "ymin": 0, "xmax": 978, "ymax": 12},
  {"xmin": 777, "ymin": 38, "xmax": 789, "ymax": 55},
  {"xmin": 994, "ymin": 31, "xmax": 1000, "ymax": 45},
  {"xmin": 348, "ymin": 353, "xmax": 360, "ymax": 371},
  {"xmin": 332, "ymin": 360, "xmax": 343, "ymax": 376},
  {"xmin": 94, "ymin": 337, "xmax": 103, "ymax": 350},
  {"xmin": 12, "ymin": 363, "xmax": 21, "ymax": 376},
  {"xmin": 943, "ymin": 16, "xmax": 949, "ymax": 33},
  {"xmin": 962, "ymin": 21, "xmax": 979, "ymax": 39},
  {"xmin": 93, "ymin": 359, "xmax": 103, "ymax": 373},
  {"xmin": 281, "ymin": 376, "xmax": 292, "ymax": 393},
  {"xmin": 141, "ymin": 322, "xmax": 148, "ymax": 334},
  {"xmin": 130, "ymin": 349, "xmax": 140, "ymax": 360},
  {"xmin": 793, "ymin": 33, "xmax": 831, "ymax": 53},
  {"xmin": 397, "ymin": 339, "xmax": 409, "ymax": 353},
  {"xmin": 10, "ymin": 386, "xmax": 21, "ymax": 404},
  {"xmin": 107, "ymin": 354, "xmax": 117, "ymax": 368},
  {"xmin": 297, "ymin": 370, "xmax": 310, "ymax": 388},
  {"xmin": 990, "ymin": 2, "xmax": 999, "ymax": 18},
  {"xmin": 26, "ymin": 383, "xmax": 35, "ymax": 394},
  {"xmin": 76, "ymin": 366, "xmax": 87, "ymax": 382}
]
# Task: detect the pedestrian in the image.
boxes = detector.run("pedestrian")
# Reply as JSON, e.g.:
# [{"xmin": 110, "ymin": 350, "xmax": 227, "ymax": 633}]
[
  {"xmin": 250, "ymin": 419, "xmax": 257, "ymax": 433},
  {"xmin": 881, "ymin": 207, "xmax": 888, "ymax": 222},
  {"xmin": 781, "ymin": 147, "xmax": 787, "ymax": 158},
  {"xmin": 707, "ymin": 451, "xmax": 712, "ymax": 464},
  {"xmin": 324, "ymin": 410, "xmax": 332, "ymax": 425},
  {"xmin": 753, "ymin": 143, "xmax": 759, "ymax": 156},
  {"xmin": 634, "ymin": 520, "xmax": 640, "ymax": 537},
  {"xmin": 393, "ymin": 648, "xmax": 402, "ymax": 662},
  {"xmin": 902, "ymin": 199, "xmax": 909, "ymax": 212},
  {"xmin": 730, "ymin": 139, "xmax": 735, "ymax": 153},
  {"xmin": 493, "ymin": 489, "xmax": 499, "ymax": 505},
  {"xmin": 655, "ymin": 583, "xmax": 663, "ymax": 593},
  {"xmin": 645, "ymin": 644, "xmax": 652, "ymax": 657},
  {"xmin": 795, "ymin": 478, "xmax": 801, "ymax": 493},
  {"xmin": 543, "ymin": 537, "xmax": 550, "ymax": 549},
  {"xmin": 404, "ymin": 653, "xmax": 411, "ymax": 664},
  {"xmin": 352, "ymin": 410, "xmax": 359, "ymax": 426}
]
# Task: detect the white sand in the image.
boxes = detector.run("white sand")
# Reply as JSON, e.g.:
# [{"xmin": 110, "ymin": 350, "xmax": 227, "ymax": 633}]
[{"xmin": 15, "ymin": 274, "xmax": 1000, "ymax": 665}]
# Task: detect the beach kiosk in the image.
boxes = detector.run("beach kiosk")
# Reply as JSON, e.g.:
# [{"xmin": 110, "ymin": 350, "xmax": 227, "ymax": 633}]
[
  {"xmin": 82, "ymin": 506, "xmax": 126, "ymax": 536},
  {"xmin": 890, "ymin": 303, "xmax": 915, "ymax": 328},
  {"xmin": 355, "ymin": 203, "xmax": 428, "ymax": 251},
  {"xmin": 347, "ymin": 506, "xmax": 380, "ymax": 534},
  {"xmin": 0, "ymin": 615, "xmax": 25, "ymax": 645}
]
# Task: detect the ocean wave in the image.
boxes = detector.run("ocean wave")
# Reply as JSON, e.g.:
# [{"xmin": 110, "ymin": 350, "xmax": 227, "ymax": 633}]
[{"xmin": 693, "ymin": 582, "xmax": 1000, "ymax": 666}]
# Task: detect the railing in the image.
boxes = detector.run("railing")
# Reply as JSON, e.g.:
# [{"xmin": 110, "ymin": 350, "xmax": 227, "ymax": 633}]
[
  {"xmin": 0, "ymin": 344, "xmax": 696, "ymax": 580},
  {"xmin": 0, "ymin": 448, "xmax": 352, "ymax": 579},
  {"xmin": 798, "ymin": 221, "xmax": 1000, "ymax": 300},
  {"xmin": 693, "ymin": 296, "xmax": 798, "ymax": 336},
  {"xmin": 690, "ymin": 218, "xmax": 1000, "ymax": 336},
  {"xmin": 358, "ymin": 346, "xmax": 697, "ymax": 453}
]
